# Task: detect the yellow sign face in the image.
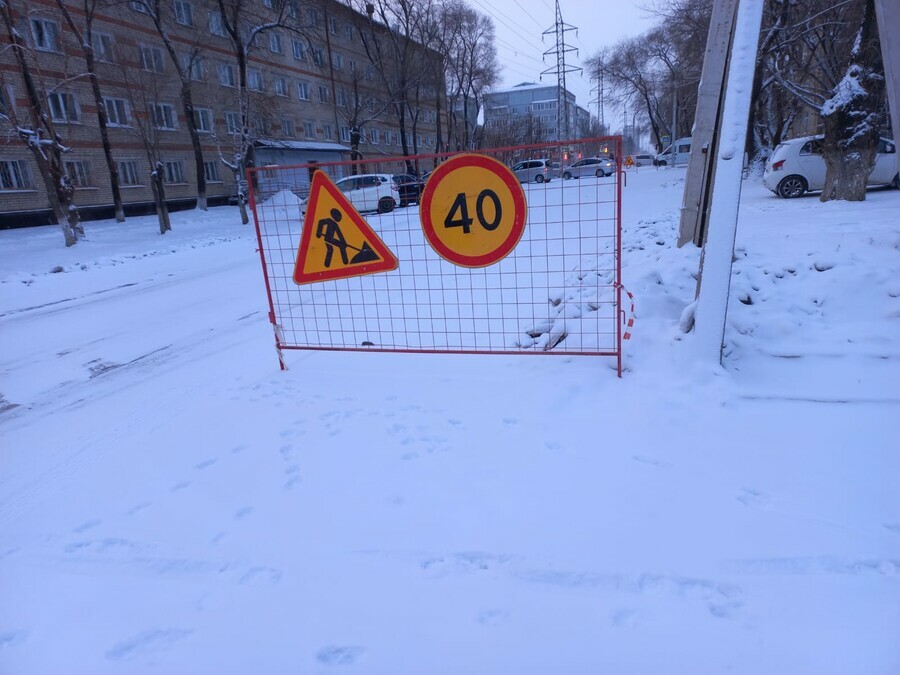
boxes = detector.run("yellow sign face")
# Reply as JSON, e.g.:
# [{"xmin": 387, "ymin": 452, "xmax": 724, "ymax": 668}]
[
  {"xmin": 419, "ymin": 154, "xmax": 527, "ymax": 268},
  {"xmin": 293, "ymin": 171, "xmax": 398, "ymax": 285}
]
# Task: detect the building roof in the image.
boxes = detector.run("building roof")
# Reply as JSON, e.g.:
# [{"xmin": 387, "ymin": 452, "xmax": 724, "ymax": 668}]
[{"xmin": 256, "ymin": 139, "xmax": 351, "ymax": 152}]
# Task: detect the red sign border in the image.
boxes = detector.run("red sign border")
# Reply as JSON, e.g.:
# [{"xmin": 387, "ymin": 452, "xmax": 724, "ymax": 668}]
[
  {"xmin": 293, "ymin": 171, "xmax": 399, "ymax": 285},
  {"xmin": 419, "ymin": 154, "xmax": 527, "ymax": 268}
]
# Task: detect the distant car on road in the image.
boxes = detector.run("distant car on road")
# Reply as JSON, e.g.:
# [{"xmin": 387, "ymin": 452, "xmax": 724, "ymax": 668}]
[
  {"xmin": 561, "ymin": 156, "xmax": 615, "ymax": 179},
  {"xmin": 633, "ymin": 153, "xmax": 656, "ymax": 167},
  {"xmin": 301, "ymin": 173, "xmax": 398, "ymax": 216},
  {"xmin": 392, "ymin": 174, "xmax": 425, "ymax": 207},
  {"xmin": 763, "ymin": 135, "xmax": 899, "ymax": 198},
  {"xmin": 656, "ymin": 137, "xmax": 692, "ymax": 166},
  {"xmin": 511, "ymin": 158, "xmax": 554, "ymax": 183}
]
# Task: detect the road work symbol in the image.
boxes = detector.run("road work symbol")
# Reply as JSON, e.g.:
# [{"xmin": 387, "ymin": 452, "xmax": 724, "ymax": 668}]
[
  {"xmin": 293, "ymin": 171, "xmax": 398, "ymax": 285},
  {"xmin": 316, "ymin": 209, "xmax": 379, "ymax": 268}
]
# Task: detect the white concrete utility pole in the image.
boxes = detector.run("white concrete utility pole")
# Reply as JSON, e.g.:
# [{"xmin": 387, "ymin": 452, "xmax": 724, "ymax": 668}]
[
  {"xmin": 689, "ymin": 0, "xmax": 765, "ymax": 363},
  {"xmin": 677, "ymin": 0, "xmax": 739, "ymax": 248}
]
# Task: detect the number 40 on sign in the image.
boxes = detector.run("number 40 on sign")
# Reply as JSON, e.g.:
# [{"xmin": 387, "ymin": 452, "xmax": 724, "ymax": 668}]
[{"xmin": 419, "ymin": 154, "xmax": 527, "ymax": 268}]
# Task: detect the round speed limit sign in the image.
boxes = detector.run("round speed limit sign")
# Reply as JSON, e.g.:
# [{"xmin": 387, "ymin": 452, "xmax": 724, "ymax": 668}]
[{"xmin": 419, "ymin": 154, "xmax": 527, "ymax": 268}]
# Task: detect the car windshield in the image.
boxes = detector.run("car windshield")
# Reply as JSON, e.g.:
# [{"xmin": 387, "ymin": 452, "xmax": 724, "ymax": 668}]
[{"xmin": 336, "ymin": 178, "xmax": 354, "ymax": 192}]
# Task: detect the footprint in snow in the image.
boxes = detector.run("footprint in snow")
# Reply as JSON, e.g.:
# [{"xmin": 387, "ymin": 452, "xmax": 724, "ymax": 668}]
[
  {"xmin": 0, "ymin": 630, "xmax": 28, "ymax": 649},
  {"xmin": 105, "ymin": 629, "xmax": 192, "ymax": 662},
  {"xmin": 316, "ymin": 645, "xmax": 365, "ymax": 666},
  {"xmin": 194, "ymin": 458, "xmax": 217, "ymax": 470},
  {"xmin": 73, "ymin": 519, "xmax": 101, "ymax": 533}
]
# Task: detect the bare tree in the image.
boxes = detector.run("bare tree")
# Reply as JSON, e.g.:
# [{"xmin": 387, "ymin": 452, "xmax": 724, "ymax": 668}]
[
  {"xmin": 116, "ymin": 49, "xmax": 172, "ymax": 233},
  {"xmin": 1, "ymin": 0, "xmax": 82, "ymax": 245},
  {"xmin": 353, "ymin": 0, "xmax": 435, "ymax": 172},
  {"xmin": 213, "ymin": 0, "xmax": 308, "ymax": 223},
  {"xmin": 132, "ymin": 0, "xmax": 211, "ymax": 210},
  {"xmin": 447, "ymin": 1, "xmax": 497, "ymax": 149},
  {"xmin": 51, "ymin": 0, "xmax": 126, "ymax": 222}
]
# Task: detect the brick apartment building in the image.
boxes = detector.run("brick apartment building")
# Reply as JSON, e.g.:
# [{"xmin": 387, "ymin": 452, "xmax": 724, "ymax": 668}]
[{"xmin": 0, "ymin": 0, "xmax": 446, "ymax": 227}]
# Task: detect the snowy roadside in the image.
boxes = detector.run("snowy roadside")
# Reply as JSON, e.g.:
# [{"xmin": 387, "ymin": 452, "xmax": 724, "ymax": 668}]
[{"xmin": 1, "ymin": 169, "xmax": 898, "ymax": 674}]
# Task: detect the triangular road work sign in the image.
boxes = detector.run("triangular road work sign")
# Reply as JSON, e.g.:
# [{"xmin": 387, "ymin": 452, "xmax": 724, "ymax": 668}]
[{"xmin": 293, "ymin": 171, "xmax": 399, "ymax": 285}]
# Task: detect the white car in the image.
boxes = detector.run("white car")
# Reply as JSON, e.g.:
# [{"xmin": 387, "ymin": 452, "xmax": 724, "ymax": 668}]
[
  {"xmin": 561, "ymin": 156, "xmax": 615, "ymax": 179},
  {"xmin": 763, "ymin": 135, "xmax": 899, "ymax": 198},
  {"xmin": 302, "ymin": 173, "xmax": 399, "ymax": 215}
]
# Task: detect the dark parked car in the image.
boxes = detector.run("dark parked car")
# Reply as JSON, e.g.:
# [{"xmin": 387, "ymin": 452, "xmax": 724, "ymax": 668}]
[{"xmin": 392, "ymin": 174, "xmax": 425, "ymax": 207}]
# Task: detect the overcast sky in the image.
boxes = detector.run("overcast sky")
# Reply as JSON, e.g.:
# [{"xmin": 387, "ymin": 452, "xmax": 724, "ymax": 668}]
[{"xmin": 475, "ymin": 0, "xmax": 657, "ymax": 130}]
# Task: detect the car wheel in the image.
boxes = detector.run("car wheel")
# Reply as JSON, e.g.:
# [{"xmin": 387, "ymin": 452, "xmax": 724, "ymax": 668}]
[
  {"xmin": 776, "ymin": 175, "xmax": 808, "ymax": 198},
  {"xmin": 595, "ymin": 169, "xmax": 604, "ymax": 178},
  {"xmin": 891, "ymin": 173, "xmax": 900, "ymax": 189},
  {"xmin": 377, "ymin": 196, "xmax": 395, "ymax": 213},
  {"xmin": 657, "ymin": 160, "xmax": 667, "ymax": 167},
  {"xmin": 535, "ymin": 174, "xmax": 545, "ymax": 183},
  {"xmin": 563, "ymin": 171, "xmax": 572, "ymax": 180}
]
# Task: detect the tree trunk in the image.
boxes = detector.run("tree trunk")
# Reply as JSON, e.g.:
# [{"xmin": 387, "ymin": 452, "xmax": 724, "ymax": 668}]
[
  {"xmin": 86, "ymin": 51, "xmax": 126, "ymax": 222},
  {"xmin": 181, "ymin": 84, "xmax": 208, "ymax": 211},
  {"xmin": 151, "ymin": 168, "xmax": 171, "ymax": 234},
  {"xmin": 820, "ymin": 0, "xmax": 885, "ymax": 202},
  {"xmin": 821, "ymin": 121, "xmax": 878, "ymax": 202},
  {"xmin": 1, "ymin": 0, "xmax": 81, "ymax": 245}
]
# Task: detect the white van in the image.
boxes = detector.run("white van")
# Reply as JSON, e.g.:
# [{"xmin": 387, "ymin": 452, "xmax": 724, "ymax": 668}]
[{"xmin": 656, "ymin": 137, "xmax": 692, "ymax": 166}]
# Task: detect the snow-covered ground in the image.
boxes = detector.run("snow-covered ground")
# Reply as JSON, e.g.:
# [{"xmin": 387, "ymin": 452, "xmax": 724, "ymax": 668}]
[{"xmin": 1, "ymin": 168, "xmax": 898, "ymax": 674}]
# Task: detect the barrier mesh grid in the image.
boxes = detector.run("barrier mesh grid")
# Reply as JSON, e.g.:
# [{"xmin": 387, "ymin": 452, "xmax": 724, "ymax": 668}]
[{"xmin": 249, "ymin": 137, "xmax": 623, "ymax": 372}]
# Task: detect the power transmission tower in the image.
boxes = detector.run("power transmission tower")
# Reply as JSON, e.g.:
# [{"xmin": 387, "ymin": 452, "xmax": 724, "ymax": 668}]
[{"xmin": 541, "ymin": 0, "xmax": 581, "ymax": 141}]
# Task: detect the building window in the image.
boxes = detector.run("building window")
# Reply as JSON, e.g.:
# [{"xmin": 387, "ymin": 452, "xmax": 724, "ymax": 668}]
[
  {"xmin": 340, "ymin": 126, "xmax": 350, "ymax": 142},
  {"xmin": 103, "ymin": 97, "xmax": 129, "ymax": 126},
  {"xmin": 331, "ymin": 51, "xmax": 343, "ymax": 71},
  {"xmin": 348, "ymin": 59, "xmax": 357, "ymax": 74},
  {"xmin": 312, "ymin": 47, "xmax": 324, "ymax": 66},
  {"xmin": 30, "ymin": 18, "xmax": 60, "ymax": 52},
  {"xmin": 317, "ymin": 84, "xmax": 329, "ymax": 103},
  {"xmin": 281, "ymin": 119, "xmax": 294, "ymax": 137},
  {"xmin": 92, "ymin": 32, "xmax": 114, "ymax": 62},
  {"xmin": 370, "ymin": 128, "xmax": 379, "ymax": 145},
  {"xmin": 151, "ymin": 103, "xmax": 178, "ymax": 130},
  {"xmin": 193, "ymin": 108, "xmax": 213, "ymax": 132},
  {"xmin": 225, "ymin": 111, "xmax": 241, "ymax": 134},
  {"xmin": 345, "ymin": 23, "xmax": 354, "ymax": 41},
  {"xmin": 163, "ymin": 160, "xmax": 185, "ymax": 184},
  {"xmin": 297, "ymin": 82, "xmax": 310, "ymax": 101},
  {"xmin": 307, "ymin": 7, "xmax": 320, "ymax": 26},
  {"xmin": 383, "ymin": 130, "xmax": 393, "ymax": 145},
  {"xmin": 0, "ymin": 159, "xmax": 34, "ymax": 190},
  {"xmin": 336, "ymin": 88, "xmax": 347, "ymax": 107},
  {"xmin": 204, "ymin": 160, "xmax": 220, "ymax": 182},
  {"xmin": 218, "ymin": 63, "xmax": 236, "ymax": 87},
  {"xmin": 253, "ymin": 117, "xmax": 266, "ymax": 135},
  {"xmin": 118, "ymin": 160, "xmax": 141, "ymax": 186},
  {"xmin": 180, "ymin": 54, "xmax": 204, "ymax": 80},
  {"xmin": 328, "ymin": 16, "xmax": 338, "ymax": 35},
  {"xmin": 322, "ymin": 124, "xmax": 334, "ymax": 140},
  {"xmin": 65, "ymin": 160, "xmax": 93, "ymax": 188},
  {"xmin": 272, "ymin": 77, "xmax": 287, "ymax": 97},
  {"xmin": 268, "ymin": 32, "xmax": 282, "ymax": 53},
  {"xmin": 174, "ymin": 0, "xmax": 193, "ymax": 26},
  {"xmin": 208, "ymin": 11, "xmax": 227, "ymax": 37},
  {"xmin": 129, "ymin": 1, "xmax": 148, "ymax": 12},
  {"xmin": 48, "ymin": 92, "xmax": 80, "ymax": 123},
  {"xmin": 140, "ymin": 45, "xmax": 165, "ymax": 73},
  {"xmin": 263, "ymin": 0, "xmax": 273, "ymax": 7},
  {"xmin": 248, "ymin": 69, "xmax": 264, "ymax": 91},
  {"xmin": 292, "ymin": 39, "xmax": 305, "ymax": 61},
  {"xmin": 303, "ymin": 121, "xmax": 315, "ymax": 138}
]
